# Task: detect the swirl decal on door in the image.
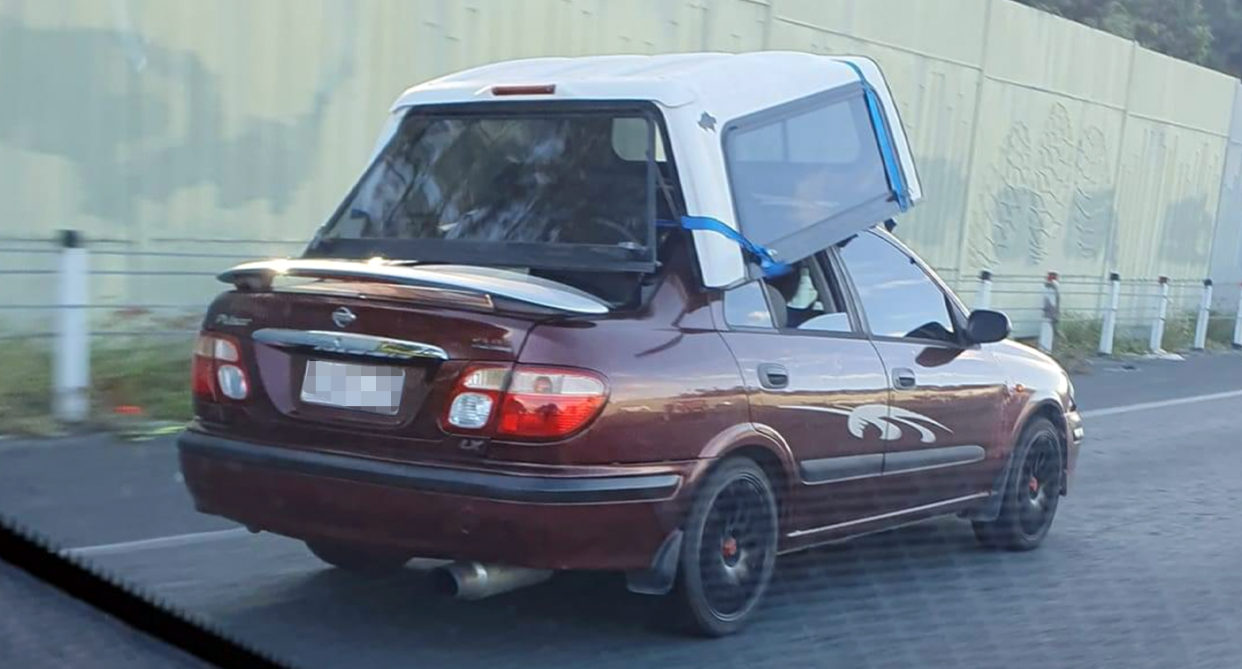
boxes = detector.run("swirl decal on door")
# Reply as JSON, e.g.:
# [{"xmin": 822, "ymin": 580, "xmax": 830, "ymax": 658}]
[{"xmin": 778, "ymin": 404, "xmax": 952, "ymax": 444}]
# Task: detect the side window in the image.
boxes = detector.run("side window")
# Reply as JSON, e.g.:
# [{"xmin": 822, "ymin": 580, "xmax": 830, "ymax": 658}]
[
  {"xmin": 725, "ymin": 93, "xmax": 888, "ymax": 252},
  {"xmin": 838, "ymin": 232, "xmax": 957, "ymax": 341},
  {"xmin": 725, "ymin": 258, "xmax": 853, "ymax": 333},
  {"xmin": 760, "ymin": 258, "xmax": 851, "ymax": 333},
  {"xmin": 730, "ymin": 122, "xmax": 783, "ymax": 162},
  {"xmin": 724, "ymin": 281, "xmax": 775, "ymax": 329},
  {"xmin": 611, "ymin": 117, "xmax": 667, "ymax": 162}
]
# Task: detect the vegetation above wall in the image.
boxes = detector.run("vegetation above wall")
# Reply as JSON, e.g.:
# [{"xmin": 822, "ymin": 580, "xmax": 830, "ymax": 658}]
[{"xmin": 1014, "ymin": 0, "xmax": 1242, "ymax": 77}]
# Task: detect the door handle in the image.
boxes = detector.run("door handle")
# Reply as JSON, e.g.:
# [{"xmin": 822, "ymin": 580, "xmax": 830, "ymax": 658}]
[
  {"xmin": 892, "ymin": 367, "xmax": 917, "ymax": 390},
  {"xmin": 758, "ymin": 363, "xmax": 790, "ymax": 389}
]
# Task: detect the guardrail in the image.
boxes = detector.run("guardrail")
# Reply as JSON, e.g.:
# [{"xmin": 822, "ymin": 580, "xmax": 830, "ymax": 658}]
[
  {"xmin": 3, "ymin": 231, "xmax": 1241, "ymax": 424},
  {"xmin": 0, "ymin": 232, "xmax": 289, "ymax": 424},
  {"xmin": 967, "ymin": 270, "xmax": 1241, "ymax": 356}
]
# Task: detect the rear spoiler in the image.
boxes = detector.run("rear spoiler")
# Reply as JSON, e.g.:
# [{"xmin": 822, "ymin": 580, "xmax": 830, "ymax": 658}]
[{"xmin": 218, "ymin": 259, "xmax": 611, "ymax": 316}]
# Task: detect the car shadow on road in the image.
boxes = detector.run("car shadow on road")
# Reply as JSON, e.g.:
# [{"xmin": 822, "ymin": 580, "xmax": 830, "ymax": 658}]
[{"xmin": 208, "ymin": 516, "xmax": 1042, "ymax": 666}]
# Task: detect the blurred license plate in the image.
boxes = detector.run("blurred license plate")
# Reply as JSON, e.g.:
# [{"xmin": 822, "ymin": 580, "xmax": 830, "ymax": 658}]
[{"xmin": 301, "ymin": 360, "xmax": 405, "ymax": 415}]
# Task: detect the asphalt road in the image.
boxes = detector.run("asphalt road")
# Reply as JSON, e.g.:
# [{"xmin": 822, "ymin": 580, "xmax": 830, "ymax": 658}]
[{"xmin": 3, "ymin": 353, "xmax": 1242, "ymax": 669}]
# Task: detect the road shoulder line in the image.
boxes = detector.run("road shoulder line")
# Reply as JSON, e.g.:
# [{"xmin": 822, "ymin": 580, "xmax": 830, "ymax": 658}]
[
  {"xmin": 62, "ymin": 528, "xmax": 250, "ymax": 558},
  {"xmin": 1081, "ymin": 389, "xmax": 1242, "ymax": 419}
]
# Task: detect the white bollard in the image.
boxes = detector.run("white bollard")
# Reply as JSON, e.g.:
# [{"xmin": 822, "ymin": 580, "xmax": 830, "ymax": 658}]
[
  {"xmin": 1038, "ymin": 272, "xmax": 1059, "ymax": 353},
  {"xmin": 1149, "ymin": 276, "xmax": 1170, "ymax": 353},
  {"xmin": 975, "ymin": 270, "xmax": 993, "ymax": 311},
  {"xmin": 1098, "ymin": 272, "xmax": 1121, "ymax": 356},
  {"xmin": 1233, "ymin": 284, "xmax": 1242, "ymax": 350},
  {"xmin": 1193, "ymin": 279, "xmax": 1213, "ymax": 351},
  {"xmin": 53, "ymin": 230, "xmax": 90, "ymax": 423}
]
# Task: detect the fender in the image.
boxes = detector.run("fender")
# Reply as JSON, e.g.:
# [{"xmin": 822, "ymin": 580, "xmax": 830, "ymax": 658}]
[
  {"xmin": 966, "ymin": 398, "xmax": 1064, "ymax": 522},
  {"xmin": 697, "ymin": 422, "xmax": 798, "ymax": 513},
  {"xmin": 1007, "ymin": 393, "xmax": 1067, "ymax": 447}
]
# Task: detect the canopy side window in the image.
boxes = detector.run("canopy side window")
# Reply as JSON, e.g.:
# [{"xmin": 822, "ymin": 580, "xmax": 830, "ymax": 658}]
[{"xmin": 723, "ymin": 85, "xmax": 902, "ymax": 271}]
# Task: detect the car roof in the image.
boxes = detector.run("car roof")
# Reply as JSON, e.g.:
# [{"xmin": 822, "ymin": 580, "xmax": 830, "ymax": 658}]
[{"xmin": 390, "ymin": 52, "xmax": 880, "ymax": 124}]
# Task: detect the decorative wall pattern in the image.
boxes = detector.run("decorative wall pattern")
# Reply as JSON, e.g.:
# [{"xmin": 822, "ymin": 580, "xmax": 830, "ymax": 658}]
[
  {"xmin": 971, "ymin": 104, "xmax": 1115, "ymax": 272},
  {"xmin": 0, "ymin": 0, "xmax": 1238, "ymax": 322}
]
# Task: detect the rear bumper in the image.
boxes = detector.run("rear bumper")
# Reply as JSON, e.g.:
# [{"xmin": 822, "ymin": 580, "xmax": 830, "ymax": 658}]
[{"xmin": 177, "ymin": 430, "xmax": 701, "ymax": 571}]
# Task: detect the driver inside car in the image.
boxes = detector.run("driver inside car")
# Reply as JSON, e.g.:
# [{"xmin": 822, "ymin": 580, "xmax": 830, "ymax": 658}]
[{"xmin": 765, "ymin": 265, "xmax": 820, "ymax": 329}]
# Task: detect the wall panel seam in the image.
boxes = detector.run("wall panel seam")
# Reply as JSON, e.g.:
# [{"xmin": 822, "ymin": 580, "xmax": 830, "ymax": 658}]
[{"xmin": 770, "ymin": 15, "xmax": 983, "ymax": 70}]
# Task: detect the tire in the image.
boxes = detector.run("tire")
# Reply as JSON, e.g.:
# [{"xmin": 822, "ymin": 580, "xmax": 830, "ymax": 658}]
[
  {"xmin": 667, "ymin": 457, "xmax": 778, "ymax": 637},
  {"xmin": 305, "ymin": 540, "xmax": 412, "ymax": 575},
  {"xmin": 972, "ymin": 418, "xmax": 1064, "ymax": 551}
]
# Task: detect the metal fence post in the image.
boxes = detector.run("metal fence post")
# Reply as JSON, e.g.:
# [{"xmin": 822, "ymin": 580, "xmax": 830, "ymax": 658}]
[
  {"xmin": 54, "ymin": 230, "xmax": 90, "ymax": 423},
  {"xmin": 1233, "ymin": 283, "xmax": 1242, "ymax": 350},
  {"xmin": 1150, "ymin": 276, "xmax": 1170, "ymax": 353},
  {"xmin": 1039, "ymin": 272, "xmax": 1059, "ymax": 353},
  {"xmin": 1098, "ymin": 272, "xmax": 1121, "ymax": 356},
  {"xmin": 1193, "ymin": 279, "xmax": 1213, "ymax": 351},
  {"xmin": 975, "ymin": 270, "xmax": 993, "ymax": 310}
]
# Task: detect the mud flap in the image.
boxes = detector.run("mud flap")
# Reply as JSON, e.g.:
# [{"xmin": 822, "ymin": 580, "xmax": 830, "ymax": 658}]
[
  {"xmin": 961, "ymin": 451, "xmax": 1019, "ymax": 522},
  {"xmin": 624, "ymin": 529, "xmax": 683, "ymax": 596}
]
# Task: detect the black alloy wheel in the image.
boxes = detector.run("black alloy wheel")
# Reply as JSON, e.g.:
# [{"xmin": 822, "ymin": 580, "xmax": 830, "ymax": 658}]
[
  {"xmin": 669, "ymin": 457, "xmax": 778, "ymax": 637},
  {"xmin": 973, "ymin": 417, "xmax": 1064, "ymax": 551},
  {"xmin": 1018, "ymin": 432, "xmax": 1063, "ymax": 539}
]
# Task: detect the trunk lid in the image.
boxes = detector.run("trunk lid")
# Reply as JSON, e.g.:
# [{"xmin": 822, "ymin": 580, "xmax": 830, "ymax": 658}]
[
  {"xmin": 234, "ymin": 279, "xmax": 539, "ymax": 360},
  {"xmin": 200, "ymin": 278, "xmax": 557, "ymax": 463}
]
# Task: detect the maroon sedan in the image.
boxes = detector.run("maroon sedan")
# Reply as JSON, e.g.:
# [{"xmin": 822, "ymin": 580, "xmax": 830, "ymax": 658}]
[{"xmin": 178, "ymin": 53, "xmax": 1083, "ymax": 636}]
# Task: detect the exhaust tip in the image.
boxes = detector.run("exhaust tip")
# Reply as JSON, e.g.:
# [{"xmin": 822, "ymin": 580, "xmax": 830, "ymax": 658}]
[
  {"xmin": 429, "ymin": 562, "xmax": 552, "ymax": 600},
  {"xmin": 430, "ymin": 566, "xmax": 462, "ymax": 597}
]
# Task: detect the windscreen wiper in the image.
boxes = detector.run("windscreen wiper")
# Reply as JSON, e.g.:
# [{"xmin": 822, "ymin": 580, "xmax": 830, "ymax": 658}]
[{"xmin": 0, "ymin": 514, "xmax": 292, "ymax": 668}]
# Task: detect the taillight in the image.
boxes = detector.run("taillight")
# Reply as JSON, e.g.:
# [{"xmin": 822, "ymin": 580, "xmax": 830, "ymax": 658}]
[
  {"xmin": 444, "ymin": 366, "xmax": 508, "ymax": 432},
  {"xmin": 192, "ymin": 333, "xmax": 249, "ymax": 402},
  {"xmin": 441, "ymin": 365, "xmax": 608, "ymax": 441},
  {"xmin": 496, "ymin": 368, "xmax": 607, "ymax": 439}
]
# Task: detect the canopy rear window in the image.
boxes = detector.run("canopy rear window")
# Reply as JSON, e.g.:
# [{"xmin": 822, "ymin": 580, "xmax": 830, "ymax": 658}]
[{"xmin": 307, "ymin": 105, "xmax": 660, "ymax": 273}]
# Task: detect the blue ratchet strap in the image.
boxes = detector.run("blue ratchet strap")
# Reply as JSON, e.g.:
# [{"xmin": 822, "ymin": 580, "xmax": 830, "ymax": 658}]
[
  {"xmin": 658, "ymin": 216, "xmax": 793, "ymax": 277},
  {"xmin": 841, "ymin": 61, "xmax": 911, "ymax": 213}
]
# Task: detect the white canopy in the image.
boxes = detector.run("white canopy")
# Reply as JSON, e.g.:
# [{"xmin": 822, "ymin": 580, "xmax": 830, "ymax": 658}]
[{"xmin": 381, "ymin": 52, "xmax": 923, "ymax": 288}]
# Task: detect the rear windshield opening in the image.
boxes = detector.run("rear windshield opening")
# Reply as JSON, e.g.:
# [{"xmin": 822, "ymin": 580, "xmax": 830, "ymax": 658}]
[{"xmin": 307, "ymin": 105, "xmax": 681, "ymax": 308}]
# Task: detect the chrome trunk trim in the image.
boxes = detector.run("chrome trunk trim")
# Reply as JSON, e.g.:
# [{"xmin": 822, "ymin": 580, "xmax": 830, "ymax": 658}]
[{"xmin": 252, "ymin": 329, "xmax": 449, "ymax": 361}]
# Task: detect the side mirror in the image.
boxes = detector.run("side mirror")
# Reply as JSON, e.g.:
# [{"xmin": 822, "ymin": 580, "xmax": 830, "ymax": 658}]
[{"xmin": 967, "ymin": 309, "xmax": 1011, "ymax": 344}]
